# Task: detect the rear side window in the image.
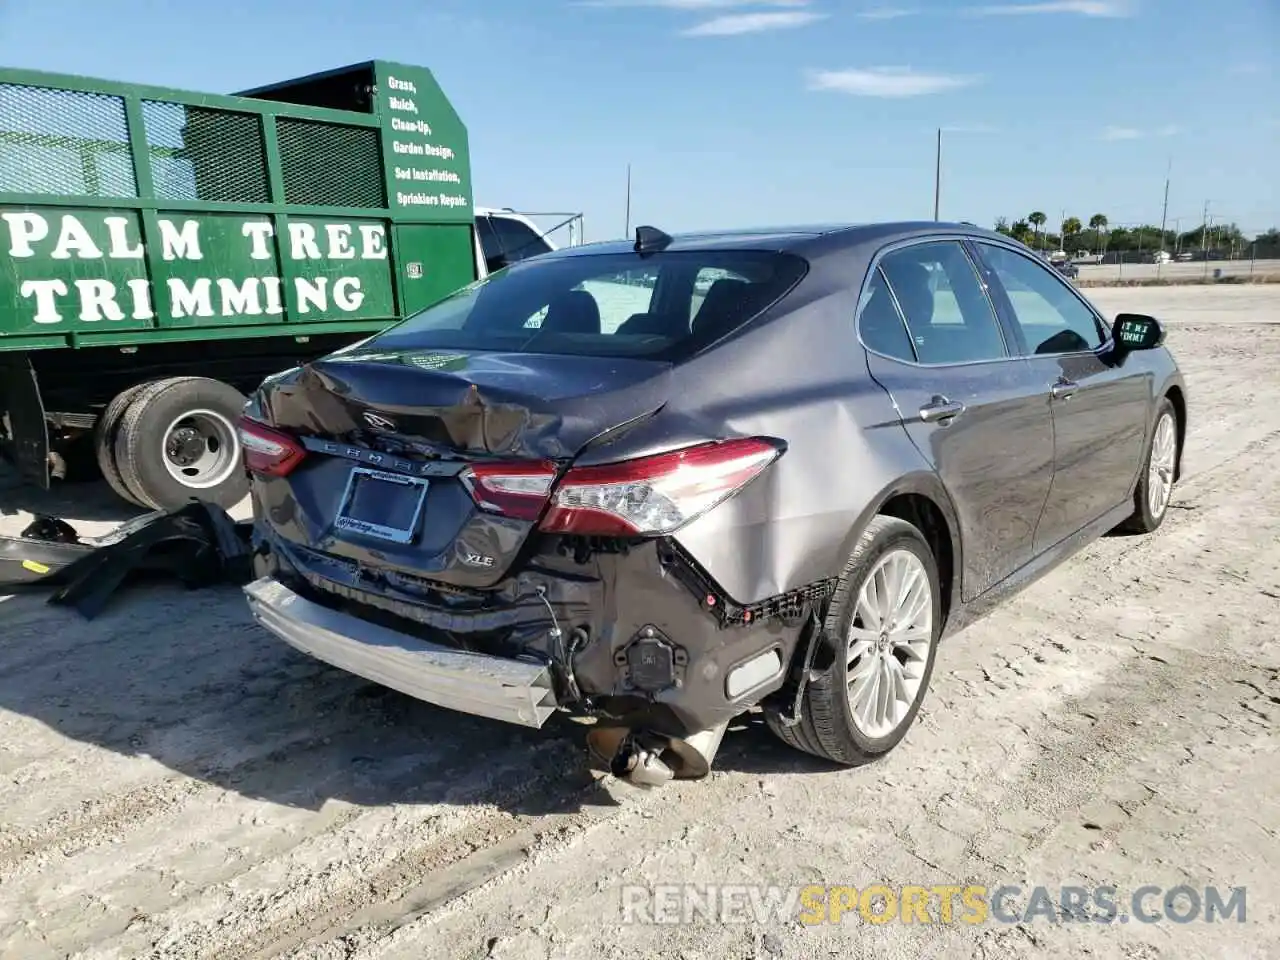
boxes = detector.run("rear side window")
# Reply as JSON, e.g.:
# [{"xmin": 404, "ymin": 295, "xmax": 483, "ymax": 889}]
[
  {"xmin": 857, "ymin": 267, "xmax": 916, "ymax": 361},
  {"xmin": 878, "ymin": 241, "xmax": 1007, "ymax": 364},
  {"xmin": 372, "ymin": 250, "xmax": 807, "ymax": 361}
]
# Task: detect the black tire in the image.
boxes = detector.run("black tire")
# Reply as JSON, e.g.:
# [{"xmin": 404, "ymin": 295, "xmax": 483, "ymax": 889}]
[
  {"xmin": 113, "ymin": 376, "xmax": 249, "ymax": 511},
  {"xmin": 1116, "ymin": 396, "xmax": 1178, "ymax": 534},
  {"xmin": 766, "ymin": 515, "xmax": 942, "ymax": 765},
  {"xmin": 93, "ymin": 381, "xmax": 158, "ymax": 507}
]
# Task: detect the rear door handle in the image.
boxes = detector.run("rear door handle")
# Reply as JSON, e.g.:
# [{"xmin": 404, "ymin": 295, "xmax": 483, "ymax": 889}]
[
  {"xmin": 1051, "ymin": 379, "xmax": 1078, "ymax": 401},
  {"xmin": 918, "ymin": 397, "xmax": 966, "ymax": 423}
]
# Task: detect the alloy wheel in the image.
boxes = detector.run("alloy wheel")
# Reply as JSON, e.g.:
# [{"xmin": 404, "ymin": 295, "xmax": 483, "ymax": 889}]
[
  {"xmin": 845, "ymin": 548, "xmax": 934, "ymax": 739},
  {"xmin": 1148, "ymin": 412, "xmax": 1177, "ymax": 519}
]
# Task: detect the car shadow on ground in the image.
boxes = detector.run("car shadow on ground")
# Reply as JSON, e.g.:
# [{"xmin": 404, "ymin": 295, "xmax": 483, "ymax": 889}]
[
  {"xmin": 0, "ymin": 580, "xmax": 833, "ymax": 821},
  {"xmin": 0, "ymin": 473, "xmax": 143, "ymax": 524},
  {"xmin": 714, "ymin": 714, "xmax": 856, "ymax": 777}
]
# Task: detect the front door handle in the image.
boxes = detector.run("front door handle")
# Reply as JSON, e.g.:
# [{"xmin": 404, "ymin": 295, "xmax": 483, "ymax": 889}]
[
  {"xmin": 1051, "ymin": 378, "xmax": 1078, "ymax": 401},
  {"xmin": 918, "ymin": 396, "xmax": 966, "ymax": 423}
]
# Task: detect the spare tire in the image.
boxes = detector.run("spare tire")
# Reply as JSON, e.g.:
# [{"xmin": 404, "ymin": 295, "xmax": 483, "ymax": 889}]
[{"xmin": 113, "ymin": 377, "xmax": 250, "ymax": 511}]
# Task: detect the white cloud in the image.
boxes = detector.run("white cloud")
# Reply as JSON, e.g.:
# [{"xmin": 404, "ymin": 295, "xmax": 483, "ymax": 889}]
[
  {"xmin": 966, "ymin": 0, "xmax": 1133, "ymax": 16},
  {"xmin": 857, "ymin": 5, "xmax": 918, "ymax": 18},
  {"xmin": 807, "ymin": 66, "xmax": 978, "ymax": 97},
  {"xmin": 1101, "ymin": 124, "xmax": 1180, "ymax": 140},
  {"xmin": 683, "ymin": 10, "xmax": 824, "ymax": 34},
  {"xmin": 578, "ymin": 0, "xmax": 809, "ymax": 8}
]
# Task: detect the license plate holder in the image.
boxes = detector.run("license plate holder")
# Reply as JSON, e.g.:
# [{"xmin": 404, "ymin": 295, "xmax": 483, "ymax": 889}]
[{"xmin": 333, "ymin": 467, "xmax": 429, "ymax": 544}]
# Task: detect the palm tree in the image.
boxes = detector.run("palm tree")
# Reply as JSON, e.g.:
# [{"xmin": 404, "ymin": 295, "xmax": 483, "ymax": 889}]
[
  {"xmin": 1088, "ymin": 213, "xmax": 1108, "ymax": 256},
  {"xmin": 1062, "ymin": 216, "xmax": 1082, "ymax": 254},
  {"xmin": 1028, "ymin": 211, "xmax": 1048, "ymax": 251},
  {"xmin": 1011, "ymin": 219, "xmax": 1033, "ymax": 244}
]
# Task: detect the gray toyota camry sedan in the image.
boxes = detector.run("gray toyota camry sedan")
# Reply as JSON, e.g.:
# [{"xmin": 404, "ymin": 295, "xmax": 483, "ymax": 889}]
[{"xmin": 238, "ymin": 221, "xmax": 1187, "ymax": 785}]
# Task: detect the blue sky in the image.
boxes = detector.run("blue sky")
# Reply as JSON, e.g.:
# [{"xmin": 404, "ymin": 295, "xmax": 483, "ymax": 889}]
[{"xmin": 2, "ymin": 0, "xmax": 1276, "ymax": 241}]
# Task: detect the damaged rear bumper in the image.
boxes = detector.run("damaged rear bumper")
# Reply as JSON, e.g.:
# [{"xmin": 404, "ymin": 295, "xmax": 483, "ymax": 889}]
[
  {"xmin": 248, "ymin": 525, "xmax": 827, "ymax": 750},
  {"xmin": 245, "ymin": 576, "xmax": 559, "ymax": 728}
]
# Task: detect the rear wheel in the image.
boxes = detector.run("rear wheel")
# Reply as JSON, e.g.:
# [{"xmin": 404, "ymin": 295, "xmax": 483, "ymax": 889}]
[
  {"xmin": 767, "ymin": 515, "xmax": 941, "ymax": 765},
  {"xmin": 113, "ymin": 377, "xmax": 249, "ymax": 511},
  {"xmin": 94, "ymin": 381, "xmax": 157, "ymax": 507}
]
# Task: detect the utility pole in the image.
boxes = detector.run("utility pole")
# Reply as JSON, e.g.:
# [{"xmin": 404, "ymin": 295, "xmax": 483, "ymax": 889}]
[
  {"xmin": 624, "ymin": 164, "xmax": 632, "ymax": 239},
  {"xmin": 1157, "ymin": 160, "xmax": 1170, "ymax": 274},
  {"xmin": 1201, "ymin": 200, "xmax": 1212, "ymax": 278},
  {"xmin": 933, "ymin": 128, "xmax": 941, "ymax": 220}
]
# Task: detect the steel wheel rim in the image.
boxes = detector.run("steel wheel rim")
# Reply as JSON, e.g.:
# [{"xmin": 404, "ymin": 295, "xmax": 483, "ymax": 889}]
[
  {"xmin": 161, "ymin": 408, "xmax": 240, "ymax": 489},
  {"xmin": 846, "ymin": 548, "xmax": 934, "ymax": 739},
  {"xmin": 1147, "ymin": 413, "xmax": 1176, "ymax": 518}
]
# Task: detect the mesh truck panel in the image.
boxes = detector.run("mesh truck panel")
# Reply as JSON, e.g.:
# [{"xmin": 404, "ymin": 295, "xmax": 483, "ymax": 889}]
[
  {"xmin": 276, "ymin": 117, "xmax": 384, "ymax": 208},
  {"xmin": 141, "ymin": 100, "xmax": 270, "ymax": 204},
  {"xmin": 0, "ymin": 83, "xmax": 138, "ymax": 197}
]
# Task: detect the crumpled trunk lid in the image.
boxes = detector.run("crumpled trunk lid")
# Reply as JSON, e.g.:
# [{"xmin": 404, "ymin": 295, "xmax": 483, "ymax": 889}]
[
  {"xmin": 251, "ymin": 347, "xmax": 672, "ymax": 589},
  {"xmin": 260, "ymin": 347, "xmax": 672, "ymax": 460}
]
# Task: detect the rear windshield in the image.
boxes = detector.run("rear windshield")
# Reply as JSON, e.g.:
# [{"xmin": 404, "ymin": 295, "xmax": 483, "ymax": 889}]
[{"xmin": 369, "ymin": 249, "xmax": 808, "ymax": 360}]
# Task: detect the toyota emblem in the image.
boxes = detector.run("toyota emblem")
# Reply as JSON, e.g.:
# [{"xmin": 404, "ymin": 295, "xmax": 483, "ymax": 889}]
[{"xmin": 362, "ymin": 411, "xmax": 397, "ymax": 431}]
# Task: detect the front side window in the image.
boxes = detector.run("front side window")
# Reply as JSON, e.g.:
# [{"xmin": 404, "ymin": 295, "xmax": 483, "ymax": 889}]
[
  {"xmin": 475, "ymin": 216, "xmax": 501, "ymax": 267},
  {"xmin": 977, "ymin": 243, "xmax": 1107, "ymax": 354},
  {"xmin": 367, "ymin": 249, "xmax": 807, "ymax": 361},
  {"xmin": 878, "ymin": 241, "xmax": 1007, "ymax": 364},
  {"xmin": 488, "ymin": 215, "xmax": 552, "ymax": 262}
]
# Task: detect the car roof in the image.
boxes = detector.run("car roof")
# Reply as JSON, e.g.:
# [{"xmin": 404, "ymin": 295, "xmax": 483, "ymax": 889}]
[{"xmin": 537, "ymin": 221, "xmax": 1009, "ymax": 259}]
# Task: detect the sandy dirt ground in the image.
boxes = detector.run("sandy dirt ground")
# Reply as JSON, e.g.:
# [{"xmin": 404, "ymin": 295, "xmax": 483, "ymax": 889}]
[{"xmin": 1, "ymin": 285, "xmax": 1277, "ymax": 960}]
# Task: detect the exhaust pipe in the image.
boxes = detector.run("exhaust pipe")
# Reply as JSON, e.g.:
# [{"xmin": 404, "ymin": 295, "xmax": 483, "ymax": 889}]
[
  {"xmin": 587, "ymin": 720, "xmax": 729, "ymax": 787},
  {"xmin": 609, "ymin": 733, "xmax": 675, "ymax": 788}
]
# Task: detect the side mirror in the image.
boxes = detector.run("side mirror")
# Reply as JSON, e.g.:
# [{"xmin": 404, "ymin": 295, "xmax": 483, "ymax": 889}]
[{"xmin": 1111, "ymin": 313, "xmax": 1165, "ymax": 351}]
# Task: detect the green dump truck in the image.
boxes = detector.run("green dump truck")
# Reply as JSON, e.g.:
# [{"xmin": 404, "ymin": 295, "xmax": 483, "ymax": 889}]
[{"xmin": 0, "ymin": 61, "xmax": 565, "ymax": 510}]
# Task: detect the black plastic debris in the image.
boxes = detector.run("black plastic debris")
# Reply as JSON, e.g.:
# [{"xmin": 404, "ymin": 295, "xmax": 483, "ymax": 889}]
[{"xmin": 0, "ymin": 502, "xmax": 255, "ymax": 619}]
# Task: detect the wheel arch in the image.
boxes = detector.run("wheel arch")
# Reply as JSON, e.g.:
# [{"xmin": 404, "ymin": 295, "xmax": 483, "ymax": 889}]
[
  {"xmin": 836, "ymin": 472, "xmax": 963, "ymax": 630},
  {"xmin": 1162, "ymin": 383, "xmax": 1187, "ymax": 482}
]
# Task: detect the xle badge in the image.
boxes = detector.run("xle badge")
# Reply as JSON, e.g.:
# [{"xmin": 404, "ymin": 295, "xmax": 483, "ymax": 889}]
[{"xmin": 462, "ymin": 551, "xmax": 495, "ymax": 568}]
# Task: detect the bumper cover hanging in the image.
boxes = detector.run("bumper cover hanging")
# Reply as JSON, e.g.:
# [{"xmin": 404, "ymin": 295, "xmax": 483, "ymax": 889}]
[{"xmin": 0, "ymin": 502, "xmax": 255, "ymax": 619}]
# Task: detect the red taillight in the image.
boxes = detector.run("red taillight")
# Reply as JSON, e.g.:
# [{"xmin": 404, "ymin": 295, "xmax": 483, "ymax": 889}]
[
  {"xmin": 540, "ymin": 438, "xmax": 782, "ymax": 536},
  {"xmin": 463, "ymin": 461, "xmax": 557, "ymax": 521},
  {"xmin": 238, "ymin": 416, "xmax": 307, "ymax": 478}
]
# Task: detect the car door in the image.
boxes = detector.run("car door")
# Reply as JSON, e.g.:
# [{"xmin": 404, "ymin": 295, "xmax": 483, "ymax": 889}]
[
  {"xmin": 970, "ymin": 240, "xmax": 1150, "ymax": 552},
  {"xmin": 859, "ymin": 239, "xmax": 1056, "ymax": 601}
]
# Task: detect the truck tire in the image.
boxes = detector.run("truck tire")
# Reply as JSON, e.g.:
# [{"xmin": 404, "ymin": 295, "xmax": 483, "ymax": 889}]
[
  {"xmin": 113, "ymin": 377, "xmax": 250, "ymax": 511},
  {"xmin": 94, "ymin": 381, "xmax": 158, "ymax": 507}
]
